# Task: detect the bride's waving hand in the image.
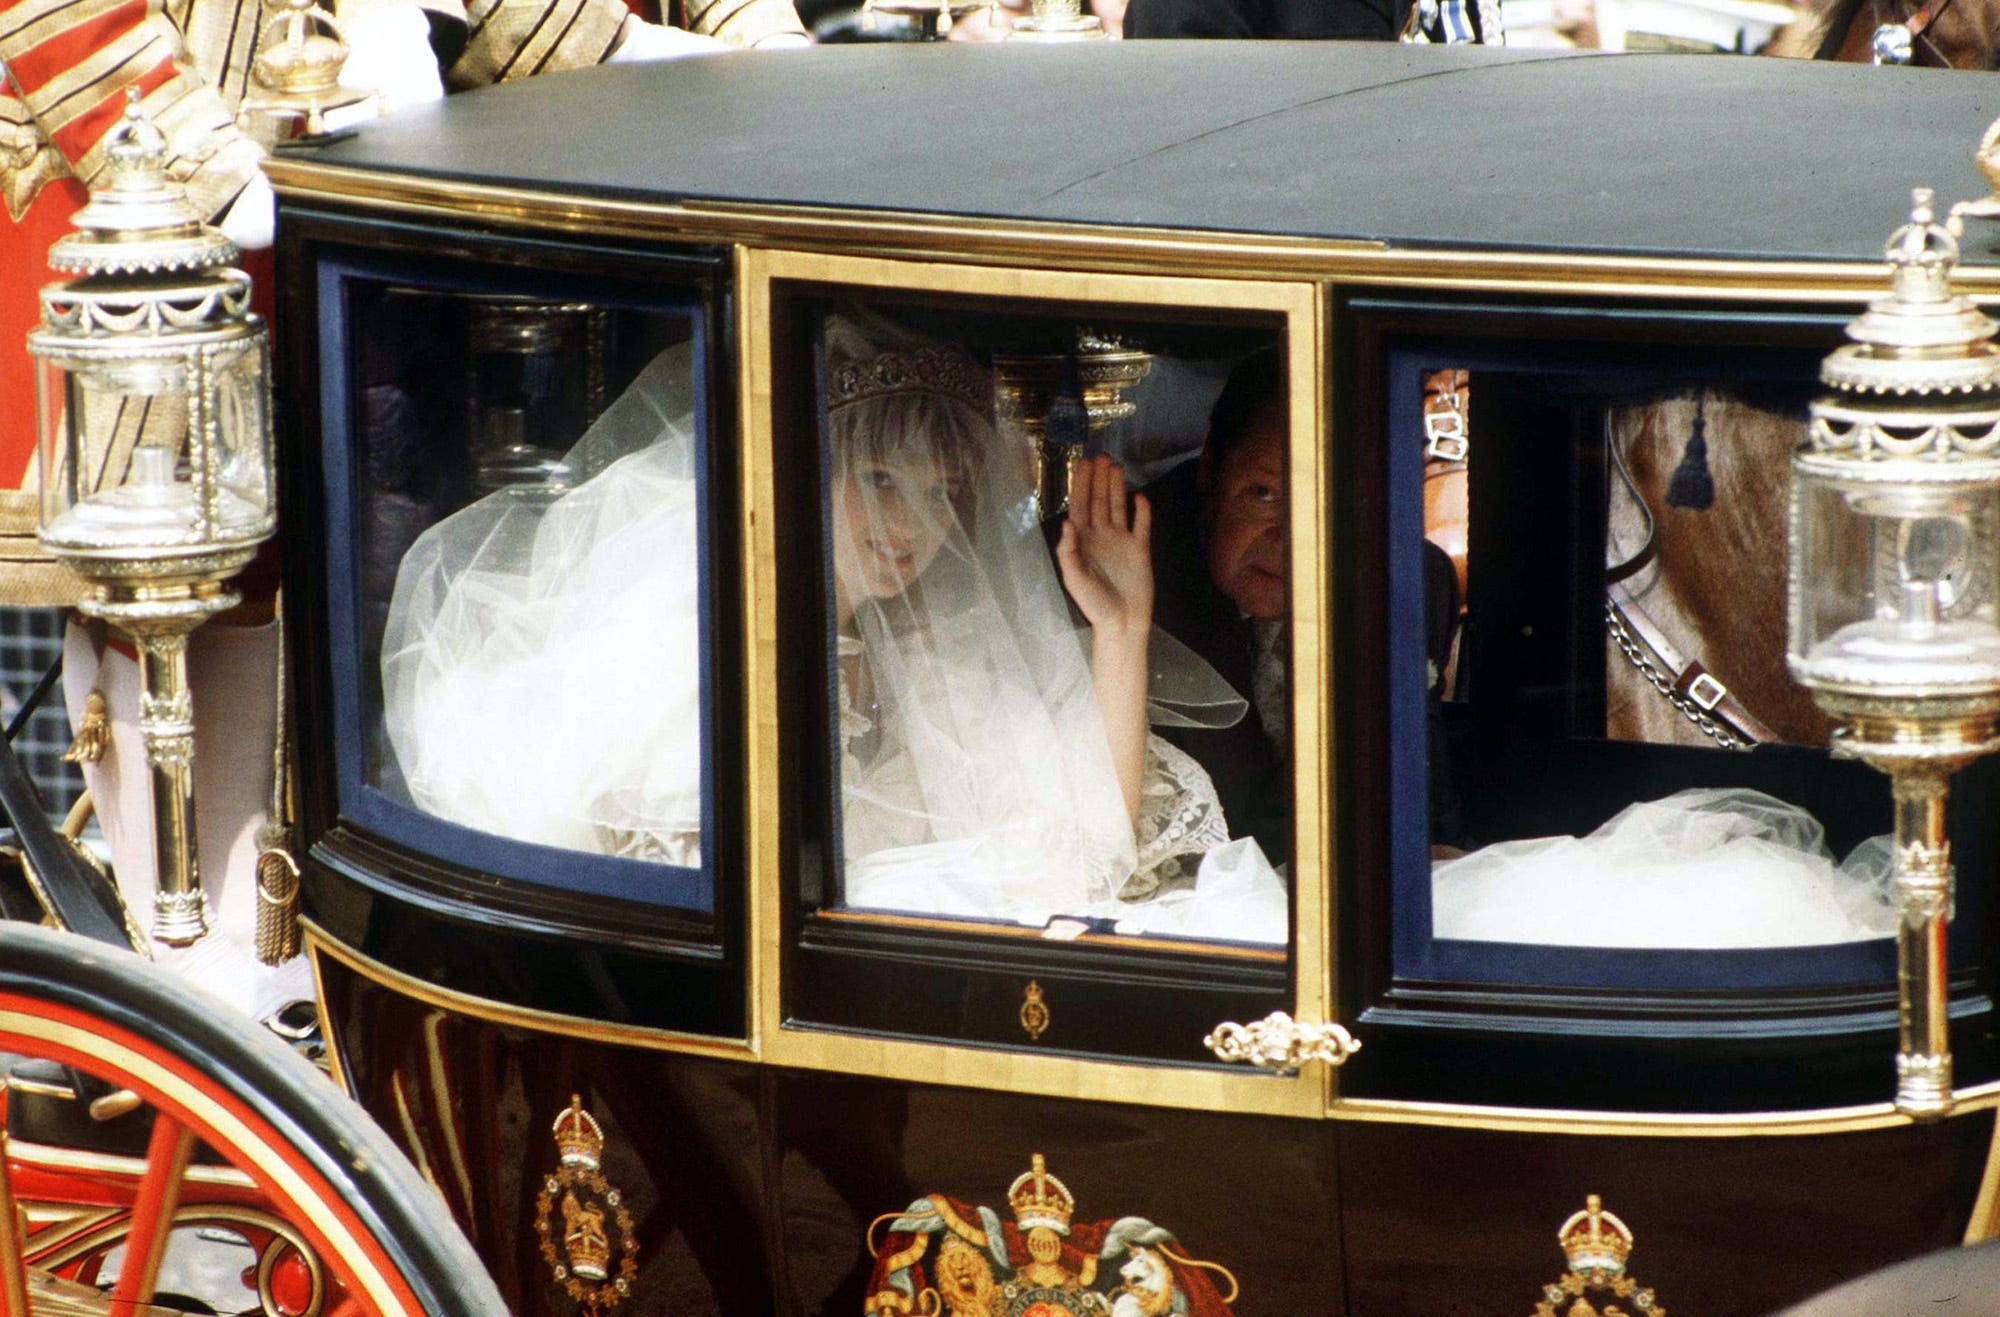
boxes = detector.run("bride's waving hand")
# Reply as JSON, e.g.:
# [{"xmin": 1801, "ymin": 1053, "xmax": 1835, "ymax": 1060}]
[{"xmin": 1058, "ymin": 454, "xmax": 1153, "ymax": 826}]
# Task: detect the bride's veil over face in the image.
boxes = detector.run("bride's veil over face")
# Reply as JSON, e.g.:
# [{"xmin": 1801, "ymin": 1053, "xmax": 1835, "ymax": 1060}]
[{"xmin": 824, "ymin": 312, "xmax": 1137, "ymax": 923}]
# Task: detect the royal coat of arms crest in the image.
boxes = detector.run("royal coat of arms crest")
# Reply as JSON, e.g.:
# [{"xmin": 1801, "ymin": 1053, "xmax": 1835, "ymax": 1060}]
[{"xmin": 865, "ymin": 1153, "xmax": 1237, "ymax": 1317}]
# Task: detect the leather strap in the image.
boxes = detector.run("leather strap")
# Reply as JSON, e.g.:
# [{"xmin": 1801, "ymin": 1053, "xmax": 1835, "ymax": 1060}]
[{"xmin": 1608, "ymin": 580, "xmax": 1778, "ymax": 746}]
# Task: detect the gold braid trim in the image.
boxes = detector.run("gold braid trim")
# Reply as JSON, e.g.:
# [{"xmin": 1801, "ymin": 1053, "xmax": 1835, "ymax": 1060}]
[{"xmin": 1158, "ymin": 1245, "xmax": 1239, "ymax": 1306}]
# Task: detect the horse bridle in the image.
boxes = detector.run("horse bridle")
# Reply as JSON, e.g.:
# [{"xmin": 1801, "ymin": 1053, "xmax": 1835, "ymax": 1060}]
[
  {"xmin": 1604, "ymin": 414, "xmax": 1776, "ymax": 751},
  {"xmin": 1818, "ymin": 0, "xmax": 1963, "ymax": 66}
]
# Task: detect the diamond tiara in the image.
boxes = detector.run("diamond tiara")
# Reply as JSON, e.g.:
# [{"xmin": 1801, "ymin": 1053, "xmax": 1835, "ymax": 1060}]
[{"xmin": 828, "ymin": 346, "xmax": 992, "ymax": 414}]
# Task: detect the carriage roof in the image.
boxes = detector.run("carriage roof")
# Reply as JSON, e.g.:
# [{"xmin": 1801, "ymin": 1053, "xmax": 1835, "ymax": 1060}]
[{"xmin": 291, "ymin": 44, "xmax": 2000, "ymax": 266}]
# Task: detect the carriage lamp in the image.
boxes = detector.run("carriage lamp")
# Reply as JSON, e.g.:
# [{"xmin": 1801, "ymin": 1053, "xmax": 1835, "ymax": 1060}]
[
  {"xmin": 1788, "ymin": 188, "xmax": 2000, "ymax": 1120},
  {"xmin": 1007, "ymin": 0, "xmax": 1107, "ymax": 41},
  {"xmin": 235, "ymin": 0, "xmax": 377, "ymax": 140},
  {"xmin": 28, "ymin": 92, "xmax": 276, "ymax": 946}
]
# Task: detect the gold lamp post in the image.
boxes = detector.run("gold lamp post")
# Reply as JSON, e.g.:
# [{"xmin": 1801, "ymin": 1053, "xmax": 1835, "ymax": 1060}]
[
  {"xmin": 28, "ymin": 92, "xmax": 277, "ymax": 946},
  {"xmin": 1787, "ymin": 188, "xmax": 2000, "ymax": 1120}
]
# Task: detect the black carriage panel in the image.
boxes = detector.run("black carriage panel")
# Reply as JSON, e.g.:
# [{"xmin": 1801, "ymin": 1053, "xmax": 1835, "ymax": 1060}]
[
  {"xmin": 765, "ymin": 277, "xmax": 1303, "ymax": 1067},
  {"xmin": 276, "ymin": 210, "xmax": 746, "ymax": 1036},
  {"xmin": 1333, "ymin": 293, "xmax": 2000, "ymax": 1111}
]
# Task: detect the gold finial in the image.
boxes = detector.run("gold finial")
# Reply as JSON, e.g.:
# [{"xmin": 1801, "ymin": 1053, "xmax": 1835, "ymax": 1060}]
[
  {"xmin": 1817, "ymin": 185, "xmax": 2000, "ymax": 401},
  {"xmin": 104, "ymin": 89, "xmax": 169, "ymax": 182},
  {"xmin": 238, "ymin": 0, "xmax": 377, "ymax": 138},
  {"xmin": 48, "ymin": 92, "xmax": 232, "ymax": 278}
]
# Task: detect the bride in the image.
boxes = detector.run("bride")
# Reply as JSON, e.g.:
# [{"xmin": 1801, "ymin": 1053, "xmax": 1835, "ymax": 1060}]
[
  {"xmin": 380, "ymin": 314, "xmax": 1286, "ymax": 943},
  {"xmin": 824, "ymin": 312, "xmax": 1284, "ymax": 940}
]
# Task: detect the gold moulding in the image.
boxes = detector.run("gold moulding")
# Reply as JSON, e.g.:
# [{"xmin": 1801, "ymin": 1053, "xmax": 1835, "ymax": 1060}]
[{"xmin": 262, "ymin": 159, "xmax": 2000, "ymax": 304}]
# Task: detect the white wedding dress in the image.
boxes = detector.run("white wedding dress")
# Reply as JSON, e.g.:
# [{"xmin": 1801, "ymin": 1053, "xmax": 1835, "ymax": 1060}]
[
  {"xmin": 1431, "ymin": 787, "xmax": 1894, "ymax": 948},
  {"xmin": 381, "ymin": 343, "xmax": 705, "ymax": 868}
]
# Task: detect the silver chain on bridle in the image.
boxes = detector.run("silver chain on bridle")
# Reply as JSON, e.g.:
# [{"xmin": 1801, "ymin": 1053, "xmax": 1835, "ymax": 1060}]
[{"xmin": 1603, "ymin": 601, "xmax": 1751, "ymax": 750}]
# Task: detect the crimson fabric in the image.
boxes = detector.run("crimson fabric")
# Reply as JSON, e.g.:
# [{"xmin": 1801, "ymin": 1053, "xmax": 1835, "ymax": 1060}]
[{"xmin": 1, "ymin": 179, "xmax": 86, "ymax": 485}]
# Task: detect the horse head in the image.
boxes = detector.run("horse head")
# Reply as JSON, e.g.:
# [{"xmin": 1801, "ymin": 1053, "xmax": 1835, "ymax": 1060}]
[{"xmin": 1765, "ymin": 0, "xmax": 2000, "ymax": 70}]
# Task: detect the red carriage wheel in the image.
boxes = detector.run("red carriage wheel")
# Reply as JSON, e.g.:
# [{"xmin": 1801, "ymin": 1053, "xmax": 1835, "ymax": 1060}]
[{"xmin": 0, "ymin": 921, "xmax": 504, "ymax": 1316}]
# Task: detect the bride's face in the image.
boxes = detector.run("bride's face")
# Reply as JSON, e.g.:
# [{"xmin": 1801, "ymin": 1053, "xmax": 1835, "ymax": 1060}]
[{"xmin": 833, "ymin": 452, "xmax": 962, "ymax": 610}]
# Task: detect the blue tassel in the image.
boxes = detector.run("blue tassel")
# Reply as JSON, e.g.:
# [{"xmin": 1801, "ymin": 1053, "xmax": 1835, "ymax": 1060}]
[{"xmin": 1666, "ymin": 397, "xmax": 1714, "ymax": 511}]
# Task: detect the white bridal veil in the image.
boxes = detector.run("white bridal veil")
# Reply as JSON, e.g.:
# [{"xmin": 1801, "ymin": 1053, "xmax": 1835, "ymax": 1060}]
[
  {"xmin": 1432, "ymin": 787, "xmax": 1895, "ymax": 948},
  {"xmin": 381, "ymin": 341, "xmax": 705, "ymax": 867},
  {"xmin": 379, "ymin": 315, "xmax": 1287, "ymax": 943},
  {"xmin": 826, "ymin": 312, "xmax": 1287, "ymax": 942}
]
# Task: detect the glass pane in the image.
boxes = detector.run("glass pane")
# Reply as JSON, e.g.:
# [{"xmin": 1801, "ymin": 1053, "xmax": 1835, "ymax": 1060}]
[
  {"xmin": 814, "ymin": 302, "xmax": 1291, "ymax": 949},
  {"xmin": 37, "ymin": 357, "xmax": 193, "ymax": 536},
  {"xmin": 1398, "ymin": 340, "xmax": 1921, "ymax": 979},
  {"xmin": 210, "ymin": 338, "xmax": 274, "ymax": 538},
  {"xmin": 342, "ymin": 277, "xmax": 711, "ymax": 893}
]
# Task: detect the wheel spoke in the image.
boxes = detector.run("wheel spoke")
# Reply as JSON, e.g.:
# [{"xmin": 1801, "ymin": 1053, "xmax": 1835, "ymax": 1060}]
[
  {"xmin": 0, "ymin": 1123, "xmax": 32, "ymax": 1317},
  {"xmin": 112, "ymin": 1110, "xmax": 196, "ymax": 1307}
]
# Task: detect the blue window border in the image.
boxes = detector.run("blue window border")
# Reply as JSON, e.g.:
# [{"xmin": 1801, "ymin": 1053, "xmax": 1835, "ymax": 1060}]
[
  {"xmin": 1383, "ymin": 336, "xmax": 1903, "ymax": 991},
  {"xmin": 317, "ymin": 252, "xmax": 716, "ymax": 914}
]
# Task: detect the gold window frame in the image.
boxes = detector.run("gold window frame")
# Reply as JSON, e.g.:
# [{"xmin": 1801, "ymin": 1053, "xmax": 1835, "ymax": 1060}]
[{"xmin": 738, "ymin": 247, "xmax": 1328, "ymax": 1119}]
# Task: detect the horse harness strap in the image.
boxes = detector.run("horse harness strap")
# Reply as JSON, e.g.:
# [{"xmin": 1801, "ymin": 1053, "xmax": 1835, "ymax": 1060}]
[
  {"xmin": 1606, "ymin": 581, "xmax": 1778, "ymax": 750},
  {"xmin": 1422, "ymin": 370, "xmax": 1470, "ymax": 464},
  {"xmin": 1601, "ymin": 407, "xmax": 1773, "ymax": 751},
  {"xmin": 1870, "ymin": 0, "xmax": 1960, "ymax": 65}
]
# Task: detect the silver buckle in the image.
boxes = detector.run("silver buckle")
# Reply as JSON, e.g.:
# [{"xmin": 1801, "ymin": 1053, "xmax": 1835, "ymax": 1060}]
[
  {"xmin": 1424, "ymin": 410, "xmax": 1468, "ymax": 462},
  {"xmin": 1686, "ymin": 671, "xmax": 1727, "ymax": 712}
]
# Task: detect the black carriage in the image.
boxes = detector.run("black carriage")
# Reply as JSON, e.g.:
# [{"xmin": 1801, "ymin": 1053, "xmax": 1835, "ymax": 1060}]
[{"xmin": 235, "ymin": 43, "xmax": 2000, "ymax": 1317}]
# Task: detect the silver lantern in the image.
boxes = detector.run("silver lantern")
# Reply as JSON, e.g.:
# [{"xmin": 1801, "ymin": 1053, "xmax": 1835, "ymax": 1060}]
[
  {"xmin": 28, "ymin": 91, "xmax": 276, "ymax": 946},
  {"xmin": 1788, "ymin": 188, "xmax": 2000, "ymax": 1119}
]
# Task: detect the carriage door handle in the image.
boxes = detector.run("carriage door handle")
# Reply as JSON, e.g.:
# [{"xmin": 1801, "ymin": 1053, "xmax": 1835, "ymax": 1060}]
[{"xmin": 1203, "ymin": 1012, "xmax": 1360, "ymax": 1076}]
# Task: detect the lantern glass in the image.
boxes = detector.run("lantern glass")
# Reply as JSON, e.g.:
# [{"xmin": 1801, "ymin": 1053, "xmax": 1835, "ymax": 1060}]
[
  {"xmin": 1789, "ymin": 463, "xmax": 2000, "ymax": 696},
  {"xmin": 209, "ymin": 335, "xmax": 274, "ymax": 533},
  {"xmin": 35, "ymin": 332, "xmax": 273, "ymax": 557}
]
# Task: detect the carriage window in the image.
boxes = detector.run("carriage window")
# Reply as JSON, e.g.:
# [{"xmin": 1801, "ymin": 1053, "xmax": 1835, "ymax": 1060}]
[
  {"xmin": 809, "ymin": 304, "xmax": 1290, "ymax": 950},
  {"xmin": 321, "ymin": 265, "xmax": 715, "ymax": 911},
  {"xmin": 1388, "ymin": 333, "xmax": 1980, "ymax": 986}
]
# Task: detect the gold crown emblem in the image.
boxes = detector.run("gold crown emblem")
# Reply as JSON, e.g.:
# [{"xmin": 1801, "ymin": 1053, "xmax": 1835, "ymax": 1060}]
[
  {"xmin": 1557, "ymin": 1195, "xmax": 1634, "ymax": 1278},
  {"xmin": 829, "ymin": 347, "xmax": 992, "ymax": 415},
  {"xmin": 1006, "ymin": 1153, "xmax": 1075, "ymax": 1235},
  {"xmin": 553, "ymin": 1095, "xmax": 605, "ymax": 1171}
]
